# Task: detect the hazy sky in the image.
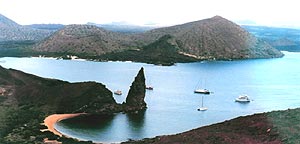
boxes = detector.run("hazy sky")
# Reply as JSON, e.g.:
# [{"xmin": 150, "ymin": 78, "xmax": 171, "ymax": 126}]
[{"xmin": 0, "ymin": 0, "xmax": 299, "ymax": 27}]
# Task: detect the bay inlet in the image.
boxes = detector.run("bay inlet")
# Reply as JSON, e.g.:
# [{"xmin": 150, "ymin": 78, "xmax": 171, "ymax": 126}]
[{"xmin": 1, "ymin": 51, "xmax": 299, "ymax": 143}]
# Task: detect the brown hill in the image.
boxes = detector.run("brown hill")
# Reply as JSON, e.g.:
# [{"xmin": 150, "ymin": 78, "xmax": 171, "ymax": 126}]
[
  {"xmin": 33, "ymin": 16, "xmax": 283, "ymax": 62},
  {"xmin": 33, "ymin": 24, "xmax": 133, "ymax": 55},
  {"xmin": 134, "ymin": 16, "xmax": 283, "ymax": 60}
]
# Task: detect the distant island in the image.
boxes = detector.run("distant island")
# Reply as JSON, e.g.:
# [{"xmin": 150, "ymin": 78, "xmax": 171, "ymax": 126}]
[
  {"xmin": 0, "ymin": 14, "xmax": 283, "ymax": 65},
  {"xmin": 243, "ymin": 25, "xmax": 300, "ymax": 52}
]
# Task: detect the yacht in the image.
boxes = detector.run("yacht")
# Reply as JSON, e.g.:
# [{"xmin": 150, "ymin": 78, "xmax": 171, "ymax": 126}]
[
  {"xmin": 114, "ymin": 90, "xmax": 122, "ymax": 95},
  {"xmin": 194, "ymin": 89, "xmax": 210, "ymax": 94},
  {"xmin": 235, "ymin": 94, "xmax": 250, "ymax": 102}
]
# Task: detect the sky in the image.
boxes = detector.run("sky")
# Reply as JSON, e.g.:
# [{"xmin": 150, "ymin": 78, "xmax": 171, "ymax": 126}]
[{"xmin": 0, "ymin": 0, "xmax": 299, "ymax": 28}]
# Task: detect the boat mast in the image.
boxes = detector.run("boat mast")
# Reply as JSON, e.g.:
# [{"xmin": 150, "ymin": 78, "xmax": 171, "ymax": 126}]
[{"xmin": 201, "ymin": 95, "xmax": 204, "ymax": 107}]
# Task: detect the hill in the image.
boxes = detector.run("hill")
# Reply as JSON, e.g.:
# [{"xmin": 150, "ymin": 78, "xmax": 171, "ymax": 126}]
[
  {"xmin": 0, "ymin": 14, "xmax": 54, "ymax": 41},
  {"xmin": 33, "ymin": 24, "xmax": 133, "ymax": 55},
  {"xmin": 133, "ymin": 16, "xmax": 283, "ymax": 60},
  {"xmin": 99, "ymin": 34, "xmax": 198, "ymax": 65},
  {"xmin": 33, "ymin": 16, "xmax": 283, "ymax": 64}
]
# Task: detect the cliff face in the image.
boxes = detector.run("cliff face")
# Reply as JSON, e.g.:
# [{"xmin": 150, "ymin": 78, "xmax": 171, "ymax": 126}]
[{"xmin": 124, "ymin": 67, "xmax": 147, "ymax": 112}]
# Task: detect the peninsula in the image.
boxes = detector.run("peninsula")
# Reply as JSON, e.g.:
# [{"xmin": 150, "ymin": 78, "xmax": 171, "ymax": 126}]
[{"xmin": 0, "ymin": 66, "xmax": 146, "ymax": 143}]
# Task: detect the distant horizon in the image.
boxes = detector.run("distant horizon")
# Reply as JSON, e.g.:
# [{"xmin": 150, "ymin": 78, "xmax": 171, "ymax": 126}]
[
  {"xmin": 1, "ymin": 0, "xmax": 300, "ymax": 29},
  {"xmin": 2, "ymin": 13, "xmax": 300, "ymax": 30}
]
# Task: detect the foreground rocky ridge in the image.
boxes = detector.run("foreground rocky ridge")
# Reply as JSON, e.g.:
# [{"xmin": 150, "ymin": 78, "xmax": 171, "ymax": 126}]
[{"xmin": 0, "ymin": 66, "xmax": 146, "ymax": 143}]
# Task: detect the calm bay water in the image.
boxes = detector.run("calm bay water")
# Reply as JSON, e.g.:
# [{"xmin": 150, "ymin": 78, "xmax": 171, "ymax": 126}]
[{"xmin": 0, "ymin": 51, "xmax": 299, "ymax": 143}]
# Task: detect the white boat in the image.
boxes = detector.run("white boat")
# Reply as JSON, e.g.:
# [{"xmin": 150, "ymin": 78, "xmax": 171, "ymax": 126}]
[
  {"xmin": 235, "ymin": 94, "xmax": 250, "ymax": 102},
  {"xmin": 198, "ymin": 107, "xmax": 208, "ymax": 111},
  {"xmin": 114, "ymin": 90, "xmax": 122, "ymax": 95},
  {"xmin": 197, "ymin": 95, "xmax": 208, "ymax": 111},
  {"xmin": 194, "ymin": 89, "xmax": 210, "ymax": 94}
]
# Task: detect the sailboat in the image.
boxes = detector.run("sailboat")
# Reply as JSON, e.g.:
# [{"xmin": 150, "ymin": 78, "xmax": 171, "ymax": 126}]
[
  {"xmin": 194, "ymin": 89, "xmax": 210, "ymax": 94},
  {"xmin": 194, "ymin": 79, "xmax": 210, "ymax": 94},
  {"xmin": 197, "ymin": 95, "xmax": 208, "ymax": 111}
]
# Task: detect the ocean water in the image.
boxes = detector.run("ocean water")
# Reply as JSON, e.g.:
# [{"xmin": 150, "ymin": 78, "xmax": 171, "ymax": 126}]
[{"xmin": 0, "ymin": 51, "xmax": 299, "ymax": 143}]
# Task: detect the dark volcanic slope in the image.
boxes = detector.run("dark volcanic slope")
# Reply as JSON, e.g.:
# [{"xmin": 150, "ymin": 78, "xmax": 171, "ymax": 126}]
[
  {"xmin": 33, "ymin": 25, "xmax": 133, "ymax": 55},
  {"xmin": 0, "ymin": 14, "xmax": 53, "ymax": 41},
  {"xmin": 0, "ymin": 65, "xmax": 118, "ymax": 114}
]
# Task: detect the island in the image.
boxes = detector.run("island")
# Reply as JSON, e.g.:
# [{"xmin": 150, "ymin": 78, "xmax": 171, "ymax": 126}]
[{"xmin": 1, "ymin": 14, "xmax": 283, "ymax": 66}]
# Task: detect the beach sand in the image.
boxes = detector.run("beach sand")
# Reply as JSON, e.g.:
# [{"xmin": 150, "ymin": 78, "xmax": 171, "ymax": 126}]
[
  {"xmin": 42, "ymin": 113, "xmax": 113, "ymax": 144},
  {"xmin": 42, "ymin": 113, "xmax": 84, "ymax": 137}
]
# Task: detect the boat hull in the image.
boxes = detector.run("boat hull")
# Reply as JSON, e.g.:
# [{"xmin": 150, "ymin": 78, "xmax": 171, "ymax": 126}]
[
  {"xmin": 235, "ymin": 95, "xmax": 250, "ymax": 102},
  {"xmin": 114, "ymin": 90, "xmax": 122, "ymax": 95},
  {"xmin": 194, "ymin": 90, "xmax": 210, "ymax": 94},
  {"xmin": 235, "ymin": 99, "xmax": 250, "ymax": 102},
  {"xmin": 197, "ymin": 107, "xmax": 208, "ymax": 111}
]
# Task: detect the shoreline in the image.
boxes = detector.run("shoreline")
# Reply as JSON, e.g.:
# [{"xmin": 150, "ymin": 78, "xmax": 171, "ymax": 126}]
[
  {"xmin": 41, "ymin": 113, "xmax": 119, "ymax": 144},
  {"xmin": 42, "ymin": 113, "xmax": 85, "ymax": 137}
]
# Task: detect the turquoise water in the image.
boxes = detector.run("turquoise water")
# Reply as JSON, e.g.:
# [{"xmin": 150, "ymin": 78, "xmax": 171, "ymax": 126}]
[{"xmin": 0, "ymin": 51, "xmax": 299, "ymax": 143}]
